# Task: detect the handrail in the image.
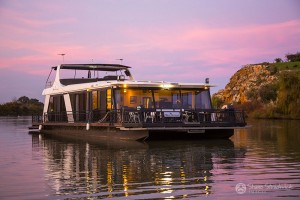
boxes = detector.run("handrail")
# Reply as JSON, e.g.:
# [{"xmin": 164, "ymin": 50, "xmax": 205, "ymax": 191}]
[
  {"xmin": 32, "ymin": 114, "xmax": 43, "ymax": 124},
  {"xmin": 45, "ymin": 67, "xmax": 54, "ymax": 88}
]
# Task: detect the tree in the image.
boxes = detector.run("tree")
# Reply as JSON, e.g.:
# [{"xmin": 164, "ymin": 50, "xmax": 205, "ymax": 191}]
[
  {"xmin": 212, "ymin": 96, "xmax": 224, "ymax": 109},
  {"xmin": 29, "ymin": 98, "xmax": 40, "ymax": 104},
  {"xmin": 258, "ymin": 84, "xmax": 278, "ymax": 103},
  {"xmin": 0, "ymin": 96, "xmax": 43, "ymax": 116},
  {"xmin": 274, "ymin": 58, "xmax": 283, "ymax": 63},
  {"xmin": 18, "ymin": 96, "xmax": 30, "ymax": 104},
  {"xmin": 285, "ymin": 52, "xmax": 300, "ymax": 62}
]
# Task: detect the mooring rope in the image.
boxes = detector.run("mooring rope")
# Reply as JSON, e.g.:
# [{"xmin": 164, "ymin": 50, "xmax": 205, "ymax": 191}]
[{"xmin": 98, "ymin": 112, "xmax": 110, "ymax": 123}]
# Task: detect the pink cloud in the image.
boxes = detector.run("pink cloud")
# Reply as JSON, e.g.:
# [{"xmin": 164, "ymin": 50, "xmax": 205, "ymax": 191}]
[
  {"xmin": 120, "ymin": 19, "xmax": 300, "ymax": 65},
  {"xmin": 103, "ymin": 19, "xmax": 299, "ymax": 84},
  {"xmin": 1, "ymin": 2, "xmax": 299, "ymax": 84}
]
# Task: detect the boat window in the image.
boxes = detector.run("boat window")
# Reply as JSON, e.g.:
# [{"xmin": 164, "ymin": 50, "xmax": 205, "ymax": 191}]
[
  {"xmin": 107, "ymin": 89, "xmax": 112, "ymax": 109},
  {"xmin": 195, "ymin": 90, "xmax": 212, "ymax": 109},
  {"xmin": 114, "ymin": 89, "xmax": 123, "ymax": 109},
  {"xmin": 70, "ymin": 94, "xmax": 76, "ymax": 111},
  {"xmin": 172, "ymin": 93, "xmax": 181, "ymax": 108},
  {"xmin": 99, "ymin": 90, "xmax": 107, "ymax": 111},
  {"xmin": 92, "ymin": 91, "xmax": 100, "ymax": 109},
  {"xmin": 143, "ymin": 97, "xmax": 152, "ymax": 108},
  {"xmin": 182, "ymin": 92, "xmax": 193, "ymax": 109},
  {"xmin": 121, "ymin": 89, "xmax": 153, "ymax": 109},
  {"xmin": 155, "ymin": 89, "xmax": 180, "ymax": 109},
  {"xmin": 48, "ymin": 96, "xmax": 54, "ymax": 112},
  {"xmin": 117, "ymin": 88, "xmax": 213, "ymax": 110},
  {"xmin": 70, "ymin": 93, "xmax": 87, "ymax": 112},
  {"xmin": 48, "ymin": 95, "xmax": 66, "ymax": 112}
]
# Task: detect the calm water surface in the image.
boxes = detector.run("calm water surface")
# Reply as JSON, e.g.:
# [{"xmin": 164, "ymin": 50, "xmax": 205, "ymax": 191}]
[{"xmin": 0, "ymin": 117, "xmax": 300, "ymax": 199}]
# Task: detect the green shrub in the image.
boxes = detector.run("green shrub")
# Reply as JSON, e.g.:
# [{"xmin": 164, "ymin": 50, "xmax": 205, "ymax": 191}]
[{"xmin": 258, "ymin": 84, "xmax": 278, "ymax": 103}]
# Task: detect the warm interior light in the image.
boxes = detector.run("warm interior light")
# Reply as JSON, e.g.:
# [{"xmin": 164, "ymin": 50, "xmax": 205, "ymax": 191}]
[{"xmin": 160, "ymin": 84, "xmax": 173, "ymax": 89}]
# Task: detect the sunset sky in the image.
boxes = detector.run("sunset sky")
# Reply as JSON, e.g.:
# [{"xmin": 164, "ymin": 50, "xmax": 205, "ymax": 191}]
[{"xmin": 0, "ymin": 0, "xmax": 299, "ymax": 103}]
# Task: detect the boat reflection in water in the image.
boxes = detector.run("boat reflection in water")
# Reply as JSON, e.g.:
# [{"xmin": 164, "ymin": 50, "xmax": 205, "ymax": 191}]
[{"xmin": 31, "ymin": 133, "xmax": 246, "ymax": 199}]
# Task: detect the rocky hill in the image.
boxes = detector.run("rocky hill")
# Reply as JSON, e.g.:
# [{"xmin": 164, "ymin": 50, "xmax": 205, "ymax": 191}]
[
  {"xmin": 212, "ymin": 61, "xmax": 300, "ymax": 118},
  {"xmin": 213, "ymin": 64, "xmax": 278, "ymax": 103}
]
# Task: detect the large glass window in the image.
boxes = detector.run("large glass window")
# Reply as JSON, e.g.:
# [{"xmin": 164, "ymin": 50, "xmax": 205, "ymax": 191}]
[
  {"xmin": 92, "ymin": 91, "xmax": 100, "ymax": 109},
  {"xmin": 48, "ymin": 95, "xmax": 66, "ymax": 112},
  {"xmin": 182, "ymin": 92, "xmax": 193, "ymax": 109},
  {"xmin": 107, "ymin": 89, "xmax": 111, "ymax": 109},
  {"xmin": 156, "ymin": 90, "xmax": 173, "ymax": 108},
  {"xmin": 114, "ymin": 89, "xmax": 123, "ymax": 109},
  {"xmin": 117, "ymin": 88, "xmax": 212, "ymax": 110},
  {"xmin": 121, "ymin": 89, "xmax": 153, "ymax": 108},
  {"xmin": 172, "ymin": 93, "xmax": 181, "ymax": 108},
  {"xmin": 70, "ymin": 93, "xmax": 86, "ymax": 112},
  {"xmin": 195, "ymin": 90, "xmax": 212, "ymax": 109},
  {"xmin": 142, "ymin": 97, "xmax": 152, "ymax": 108}
]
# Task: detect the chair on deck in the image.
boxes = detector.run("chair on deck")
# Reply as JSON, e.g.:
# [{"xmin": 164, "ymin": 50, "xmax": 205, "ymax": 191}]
[
  {"xmin": 144, "ymin": 112, "xmax": 156, "ymax": 123},
  {"xmin": 129, "ymin": 112, "xmax": 140, "ymax": 123}
]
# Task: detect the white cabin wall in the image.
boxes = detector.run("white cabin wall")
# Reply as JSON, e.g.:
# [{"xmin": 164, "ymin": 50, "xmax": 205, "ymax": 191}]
[
  {"xmin": 64, "ymin": 94, "xmax": 74, "ymax": 123},
  {"xmin": 43, "ymin": 95, "xmax": 50, "ymax": 122}
]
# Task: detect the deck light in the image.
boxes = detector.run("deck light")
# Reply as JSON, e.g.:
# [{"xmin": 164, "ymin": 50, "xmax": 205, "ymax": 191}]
[{"xmin": 160, "ymin": 83, "xmax": 173, "ymax": 89}]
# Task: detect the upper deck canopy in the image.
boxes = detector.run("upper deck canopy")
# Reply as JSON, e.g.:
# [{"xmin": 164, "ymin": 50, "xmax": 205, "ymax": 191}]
[{"xmin": 52, "ymin": 64, "xmax": 131, "ymax": 71}]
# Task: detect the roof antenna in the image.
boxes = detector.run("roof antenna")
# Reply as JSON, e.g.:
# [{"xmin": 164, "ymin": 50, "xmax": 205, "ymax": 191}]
[
  {"xmin": 58, "ymin": 53, "xmax": 65, "ymax": 63},
  {"xmin": 116, "ymin": 58, "xmax": 123, "ymax": 65}
]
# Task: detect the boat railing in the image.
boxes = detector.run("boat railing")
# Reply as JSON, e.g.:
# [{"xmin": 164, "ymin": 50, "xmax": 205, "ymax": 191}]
[
  {"xmin": 45, "ymin": 81, "xmax": 53, "ymax": 88},
  {"xmin": 38, "ymin": 108, "xmax": 246, "ymax": 127},
  {"xmin": 42, "ymin": 111, "xmax": 103, "ymax": 123},
  {"xmin": 32, "ymin": 114, "xmax": 43, "ymax": 125},
  {"xmin": 122, "ymin": 108, "xmax": 246, "ymax": 127}
]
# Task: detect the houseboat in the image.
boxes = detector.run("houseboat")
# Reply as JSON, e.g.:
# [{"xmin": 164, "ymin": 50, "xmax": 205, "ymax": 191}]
[{"xmin": 32, "ymin": 64, "xmax": 246, "ymax": 141}]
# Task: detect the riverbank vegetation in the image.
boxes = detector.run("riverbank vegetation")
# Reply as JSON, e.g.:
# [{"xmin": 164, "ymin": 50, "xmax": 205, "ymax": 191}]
[
  {"xmin": 241, "ymin": 70, "xmax": 300, "ymax": 119},
  {"xmin": 0, "ymin": 96, "xmax": 43, "ymax": 116}
]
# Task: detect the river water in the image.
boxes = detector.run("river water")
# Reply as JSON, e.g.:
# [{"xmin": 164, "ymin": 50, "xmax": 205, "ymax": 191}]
[{"xmin": 0, "ymin": 117, "xmax": 299, "ymax": 200}]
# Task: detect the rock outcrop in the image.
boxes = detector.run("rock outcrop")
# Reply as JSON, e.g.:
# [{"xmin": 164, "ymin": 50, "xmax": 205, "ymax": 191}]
[{"xmin": 213, "ymin": 64, "xmax": 278, "ymax": 103}]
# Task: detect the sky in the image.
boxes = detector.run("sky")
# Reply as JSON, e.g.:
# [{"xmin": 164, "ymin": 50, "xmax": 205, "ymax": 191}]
[{"xmin": 0, "ymin": 0, "xmax": 299, "ymax": 103}]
